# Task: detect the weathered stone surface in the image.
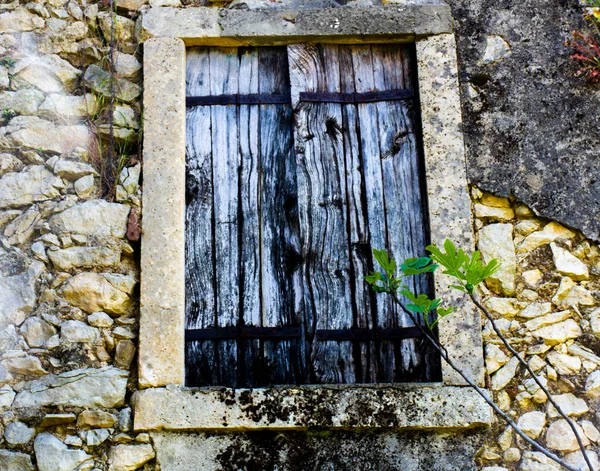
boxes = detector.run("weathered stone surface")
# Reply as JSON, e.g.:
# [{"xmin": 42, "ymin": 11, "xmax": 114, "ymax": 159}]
[
  {"xmin": 98, "ymin": 12, "xmax": 135, "ymax": 44},
  {"xmin": 586, "ymin": 370, "xmax": 600, "ymax": 398},
  {"xmin": 34, "ymin": 433, "xmax": 93, "ymax": 471},
  {"xmin": 0, "ymin": 153, "xmax": 23, "ymax": 177},
  {"xmin": 545, "ymin": 419, "xmax": 589, "ymax": 452},
  {"xmin": 2, "ymin": 355, "xmax": 47, "ymax": 376},
  {"xmin": 484, "ymin": 297, "xmax": 521, "ymax": 317},
  {"xmin": 491, "ymin": 356, "xmax": 519, "ymax": 391},
  {"xmin": 520, "ymin": 451, "xmax": 561, "ymax": 471},
  {"xmin": 39, "ymin": 414, "xmax": 76, "ymax": 427},
  {"xmin": 582, "ymin": 420, "xmax": 600, "ymax": 443},
  {"xmin": 478, "ymin": 223, "xmax": 515, "ymax": 295},
  {"xmin": 108, "ymin": 444, "xmax": 155, "ymax": 471},
  {"xmin": 88, "ymin": 311, "xmax": 114, "ymax": 328},
  {"xmin": 525, "ymin": 310, "xmax": 571, "ymax": 331},
  {"xmin": 0, "ymin": 117, "xmax": 90, "ymax": 154},
  {"xmin": 546, "ymin": 351, "xmax": 581, "ymax": 376},
  {"xmin": 0, "ymin": 261, "xmax": 44, "ymax": 329},
  {"xmin": 53, "ymin": 159, "xmax": 97, "ymax": 180},
  {"xmin": 13, "ymin": 367, "xmax": 128, "ymax": 408},
  {"xmin": 0, "ymin": 89, "xmax": 44, "ymax": 115},
  {"xmin": 532, "ymin": 319, "xmax": 582, "ymax": 345},
  {"xmin": 0, "ymin": 8, "xmax": 44, "ymax": 33},
  {"xmin": 60, "ymin": 320, "xmax": 100, "ymax": 343},
  {"xmin": 0, "ymin": 166, "xmax": 63, "ymax": 209},
  {"xmin": 115, "ymin": 340, "xmax": 135, "ymax": 369},
  {"xmin": 547, "ymin": 393, "xmax": 589, "ymax": 418},
  {"xmin": 135, "ymin": 385, "xmax": 492, "ymax": 431},
  {"xmin": 12, "ymin": 54, "xmax": 81, "ymax": 93},
  {"xmin": 517, "ymin": 222, "xmax": 576, "ymax": 253},
  {"xmin": 49, "ymin": 200, "xmax": 130, "ymax": 238},
  {"xmin": 516, "ymin": 411, "xmax": 545, "ymax": 439},
  {"xmin": 0, "ymin": 385, "xmax": 15, "ymax": 408},
  {"xmin": 48, "ymin": 246, "xmax": 120, "ymax": 270},
  {"xmin": 114, "ymin": 52, "xmax": 141, "ymax": 78},
  {"xmin": 86, "ymin": 428, "xmax": 110, "ymax": 446},
  {"xmin": 74, "ymin": 174, "xmax": 96, "ymax": 198},
  {"xmin": 78, "ymin": 410, "xmax": 117, "ymax": 428},
  {"xmin": 38, "ymin": 93, "xmax": 98, "ymax": 122},
  {"xmin": 473, "ymin": 204, "xmax": 514, "ymax": 221},
  {"xmin": 485, "ymin": 344, "xmax": 509, "ymax": 374},
  {"xmin": 550, "ymin": 243, "xmax": 589, "ymax": 280},
  {"xmin": 5, "ymin": 421, "xmax": 34, "ymax": 445},
  {"xmin": 0, "ymin": 449, "xmax": 34, "ymax": 471},
  {"xmin": 519, "ymin": 302, "xmax": 552, "ymax": 319},
  {"xmin": 480, "ymin": 35, "xmax": 511, "ymax": 64},
  {"xmin": 20, "ymin": 316, "xmax": 57, "ymax": 348},
  {"xmin": 83, "ymin": 65, "xmax": 141, "ymax": 104},
  {"xmin": 564, "ymin": 450, "xmax": 600, "ymax": 471},
  {"xmin": 62, "ymin": 273, "xmax": 134, "ymax": 314}
]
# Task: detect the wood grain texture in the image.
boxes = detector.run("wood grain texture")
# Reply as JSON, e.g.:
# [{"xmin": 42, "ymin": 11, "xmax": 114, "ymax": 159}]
[{"xmin": 185, "ymin": 48, "xmax": 217, "ymax": 386}]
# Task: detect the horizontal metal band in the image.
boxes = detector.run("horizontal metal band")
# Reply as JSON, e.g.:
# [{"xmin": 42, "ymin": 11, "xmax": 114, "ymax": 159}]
[
  {"xmin": 315, "ymin": 327, "xmax": 423, "ymax": 341},
  {"xmin": 186, "ymin": 93, "xmax": 291, "ymax": 107},
  {"xmin": 299, "ymin": 89, "xmax": 414, "ymax": 104},
  {"xmin": 186, "ymin": 325, "xmax": 302, "ymax": 341},
  {"xmin": 186, "ymin": 326, "xmax": 423, "ymax": 341}
]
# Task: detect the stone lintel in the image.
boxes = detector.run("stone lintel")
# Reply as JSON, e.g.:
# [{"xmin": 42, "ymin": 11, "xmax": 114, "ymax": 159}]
[
  {"xmin": 139, "ymin": 37, "xmax": 187, "ymax": 389},
  {"xmin": 416, "ymin": 34, "xmax": 484, "ymax": 386},
  {"xmin": 141, "ymin": 5, "xmax": 453, "ymax": 46},
  {"xmin": 134, "ymin": 385, "xmax": 492, "ymax": 431}
]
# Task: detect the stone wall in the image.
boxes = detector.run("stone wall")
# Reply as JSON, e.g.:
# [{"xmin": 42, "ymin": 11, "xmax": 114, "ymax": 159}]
[{"xmin": 0, "ymin": 0, "xmax": 599, "ymax": 470}]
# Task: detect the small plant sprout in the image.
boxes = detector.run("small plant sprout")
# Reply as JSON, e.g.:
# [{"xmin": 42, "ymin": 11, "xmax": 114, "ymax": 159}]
[{"xmin": 366, "ymin": 240, "xmax": 593, "ymax": 471}]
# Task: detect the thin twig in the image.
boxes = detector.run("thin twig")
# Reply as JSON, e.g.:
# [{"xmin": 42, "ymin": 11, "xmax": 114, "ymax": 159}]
[
  {"xmin": 471, "ymin": 293, "xmax": 594, "ymax": 471},
  {"xmin": 389, "ymin": 292, "xmax": 583, "ymax": 471}
]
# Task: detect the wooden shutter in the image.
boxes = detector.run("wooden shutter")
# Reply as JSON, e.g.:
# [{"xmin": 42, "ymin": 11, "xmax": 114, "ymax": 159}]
[
  {"xmin": 185, "ymin": 47, "xmax": 304, "ymax": 388},
  {"xmin": 288, "ymin": 44, "xmax": 436, "ymax": 383}
]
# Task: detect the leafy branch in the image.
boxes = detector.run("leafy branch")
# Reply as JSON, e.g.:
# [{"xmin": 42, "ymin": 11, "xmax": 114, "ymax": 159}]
[{"xmin": 366, "ymin": 240, "xmax": 593, "ymax": 471}]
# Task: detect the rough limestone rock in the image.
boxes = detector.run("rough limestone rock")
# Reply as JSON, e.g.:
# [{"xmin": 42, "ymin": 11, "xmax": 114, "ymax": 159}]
[
  {"xmin": 491, "ymin": 356, "xmax": 519, "ymax": 390},
  {"xmin": 485, "ymin": 344, "xmax": 509, "ymax": 374},
  {"xmin": 12, "ymin": 54, "xmax": 81, "ymax": 93},
  {"xmin": 77, "ymin": 410, "xmax": 117, "ymax": 428},
  {"xmin": 516, "ymin": 411, "xmax": 546, "ymax": 439},
  {"xmin": 49, "ymin": 200, "xmax": 130, "ymax": 238},
  {"xmin": 478, "ymin": 223, "xmax": 516, "ymax": 295},
  {"xmin": 0, "ymin": 449, "xmax": 35, "ymax": 471},
  {"xmin": 546, "ymin": 351, "xmax": 581, "ymax": 376},
  {"xmin": 586, "ymin": 370, "xmax": 600, "ymax": 398},
  {"xmin": 62, "ymin": 273, "xmax": 134, "ymax": 315},
  {"xmin": 5, "ymin": 421, "xmax": 35, "ymax": 445},
  {"xmin": 108, "ymin": 444, "xmax": 155, "ymax": 471},
  {"xmin": 545, "ymin": 419, "xmax": 590, "ymax": 452},
  {"xmin": 114, "ymin": 52, "xmax": 141, "ymax": 78},
  {"xmin": 550, "ymin": 243, "xmax": 589, "ymax": 280},
  {"xmin": 0, "ymin": 89, "xmax": 45, "ymax": 116},
  {"xmin": 87, "ymin": 311, "xmax": 114, "ymax": 328},
  {"xmin": 83, "ymin": 65, "xmax": 141, "ymax": 103},
  {"xmin": 48, "ymin": 246, "xmax": 120, "ymax": 270},
  {"xmin": 547, "ymin": 393, "xmax": 589, "ymax": 418},
  {"xmin": 13, "ymin": 367, "xmax": 128, "ymax": 409},
  {"xmin": 516, "ymin": 222, "xmax": 576, "ymax": 253},
  {"xmin": 0, "ymin": 386, "xmax": 15, "ymax": 408},
  {"xmin": 480, "ymin": 35, "xmax": 511, "ymax": 64},
  {"xmin": 53, "ymin": 158, "xmax": 97, "ymax": 181},
  {"xmin": 520, "ymin": 452, "xmax": 560, "ymax": 471},
  {"xmin": 20, "ymin": 316, "xmax": 57, "ymax": 348},
  {"xmin": 97, "ymin": 12, "xmax": 135, "ymax": 44},
  {"xmin": 0, "ymin": 261, "xmax": 44, "ymax": 329},
  {"xmin": 2, "ymin": 355, "xmax": 47, "ymax": 376},
  {"xmin": 532, "ymin": 319, "xmax": 582, "ymax": 345},
  {"xmin": 564, "ymin": 451, "xmax": 600, "ymax": 471},
  {"xmin": 0, "ymin": 8, "xmax": 44, "ymax": 33},
  {"xmin": 60, "ymin": 320, "xmax": 100, "ymax": 343},
  {"xmin": 0, "ymin": 153, "xmax": 24, "ymax": 177},
  {"xmin": 524, "ymin": 310, "xmax": 571, "ymax": 331},
  {"xmin": 591, "ymin": 308, "xmax": 600, "ymax": 338},
  {"xmin": 519, "ymin": 302, "xmax": 552, "ymax": 319},
  {"xmin": 38, "ymin": 93, "xmax": 98, "ymax": 122},
  {"xmin": 473, "ymin": 204, "xmax": 514, "ymax": 221},
  {"xmin": 34, "ymin": 433, "xmax": 93, "ymax": 471},
  {"xmin": 0, "ymin": 166, "xmax": 63, "ymax": 209},
  {"xmin": 0, "ymin": 117, "xmax": 90, "ymax": 154}
]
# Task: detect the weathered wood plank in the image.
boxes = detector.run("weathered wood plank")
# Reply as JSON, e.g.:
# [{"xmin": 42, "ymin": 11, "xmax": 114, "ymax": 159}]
[
  {"xmin": 288, "ymin": 44, "xmax": 356, "ymax": 384},
  {"xmin": 210, "ymin": 47, "xmax": 241, "ymax": 386},
  {"xmin": 237, "ymin": 47, "xmax": 261, "ymax": 387},
  {"xmin": 258, "ymin": 47, "xmax": 305, "ymax": 385},
  {"xmin": 337, "ymin": 45, "xmax": 378, "ymax": 383},
  {"xmin": 185, "ymin": 47, "xmax": 217, "ymax": 386}
]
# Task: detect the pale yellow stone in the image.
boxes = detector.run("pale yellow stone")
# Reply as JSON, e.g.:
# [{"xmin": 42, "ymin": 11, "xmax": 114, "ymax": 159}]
[
  {"xmin": 546, "ymin": 351, "xmax": 581, "ymax": 376},
  {"xmin": 547, "ymin": 393, "xmax": 589, "ymax": 418},
  {"xmin": 517, "ymin": 222, "xmax": 576, "ymax": 253},
  {"xmin": 532, "ymin": 319, "xmax": 582, "ymax": 345},
  {"xmin": 517, "ymin": 411, "xmax": 546, "ymax": 439},
  {"xmin": 519, "ymin": 302, "xmax": 552, "ymax": 319},
  {"xmin": 478, "ymin": 223, "xmax": 516, "ymax": 295},
  {"xmin": 545, "ymin": 420, "xmax": 590, "ymax": 452},
  {"xmin": 484, "ymin": 297, "xmax": 522, "ymax": 318},
  {"xmin": 480, "ymin": 192, "xmax": 511, "ymax": 208},
  {"xmin": 522, "ymin": 269, "xmax": 543, "ymax": 288},
  {"xmin": 515, "ymin": 204, "xmax": 535, "ymax": 217},
  {"xmin": 515, "ymin": 219, "xmax": 542, "ymax": 237},
  {"xmin": 550, "ymin": 243, "xmax": 589, "ymax": 280},
  {"xmin": 474, "ymin": 204, "xmax": 515, "ymax": 221},
  {"xmin": 525, "ymin": 310, "xmax": 571, "ymax": 331}
]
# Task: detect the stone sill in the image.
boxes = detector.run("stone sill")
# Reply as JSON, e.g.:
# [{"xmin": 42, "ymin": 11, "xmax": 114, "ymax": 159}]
[{"xmin": 133, "ymin": 384, "xmax": 492, "ymax": 432}]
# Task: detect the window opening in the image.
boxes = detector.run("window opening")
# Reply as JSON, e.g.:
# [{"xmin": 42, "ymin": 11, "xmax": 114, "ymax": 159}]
[{"xmin": 184, "ymin": 44, "xmax": 439, "ymax": 388}]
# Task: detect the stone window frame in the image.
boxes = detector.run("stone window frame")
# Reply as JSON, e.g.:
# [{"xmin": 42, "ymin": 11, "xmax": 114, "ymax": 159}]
[{"xmin": 134, "ymin": 3, "xmax": 492, "ymax": 432}]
